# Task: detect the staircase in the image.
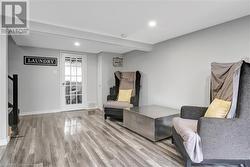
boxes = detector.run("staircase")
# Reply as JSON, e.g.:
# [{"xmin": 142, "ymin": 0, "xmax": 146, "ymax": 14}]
[{"xmin": 8, "ymin": 74, "xmax": 19, "ymax": 137}]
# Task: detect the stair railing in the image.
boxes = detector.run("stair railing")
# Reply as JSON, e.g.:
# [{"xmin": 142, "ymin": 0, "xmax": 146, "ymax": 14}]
[{"xmin": 8, "ymin": 74, "xmax": 19, "ymax": 135}]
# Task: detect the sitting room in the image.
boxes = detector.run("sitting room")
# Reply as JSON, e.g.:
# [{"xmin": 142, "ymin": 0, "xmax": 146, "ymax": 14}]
[{"xmin": 0, "ymin": 0, "xmax": 250, "ymax": 167}]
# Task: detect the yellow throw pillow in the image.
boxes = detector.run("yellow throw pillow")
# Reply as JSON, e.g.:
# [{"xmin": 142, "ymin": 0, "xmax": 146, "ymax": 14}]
[
  {"xmin": 204, "ymin": 98, "xmax": 231, "ymax": 118},
  {"xmin": 117, "ymin": 89, "xmax": 132, "ymax": 102}
]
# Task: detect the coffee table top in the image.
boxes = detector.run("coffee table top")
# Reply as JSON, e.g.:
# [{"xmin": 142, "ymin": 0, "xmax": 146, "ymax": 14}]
[{"xmin": 124, "ymin": 105, "xmax": 180, "ymax": 119}]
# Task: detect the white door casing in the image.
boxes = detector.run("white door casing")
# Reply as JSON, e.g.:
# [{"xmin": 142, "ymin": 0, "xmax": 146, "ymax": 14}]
[{"xmin": 60, "ymin": 52, "xmax": 87, "ymax": 110}]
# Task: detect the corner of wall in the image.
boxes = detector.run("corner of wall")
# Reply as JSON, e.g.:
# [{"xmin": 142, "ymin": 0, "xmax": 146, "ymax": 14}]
[{"xmin": 0, "ymin": 35, "xmax": 9, "ymax": 146}]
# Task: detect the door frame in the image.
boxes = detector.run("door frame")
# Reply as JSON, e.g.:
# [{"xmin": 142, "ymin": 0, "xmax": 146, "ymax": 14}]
[{"xmin": 59, "ymin": 51, "xmax": 88, "ymax": 110}]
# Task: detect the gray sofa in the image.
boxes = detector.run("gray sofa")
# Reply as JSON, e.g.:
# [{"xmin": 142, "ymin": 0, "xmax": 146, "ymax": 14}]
[{"xmin": 173, "ymin": 62, "xmax": 250, "ymax": 167}]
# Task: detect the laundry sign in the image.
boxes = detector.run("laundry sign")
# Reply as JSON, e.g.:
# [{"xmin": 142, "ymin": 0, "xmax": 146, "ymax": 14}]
[{"xmin": 24, "ymin": 56, "xmax": 58, "ymax": 66}]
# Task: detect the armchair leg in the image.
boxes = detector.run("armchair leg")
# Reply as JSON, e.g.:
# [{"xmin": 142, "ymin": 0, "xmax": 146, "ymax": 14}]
[
  {"xmin": 104, "ymin": 114, "xmax": 107, "ymax": 120},
  {"xmin": 184, "ymin": 160, "xmax": 192, "ymax": 167}
]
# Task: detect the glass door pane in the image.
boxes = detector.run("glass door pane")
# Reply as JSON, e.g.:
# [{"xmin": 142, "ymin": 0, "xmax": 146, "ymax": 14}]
[{"xmin": 62, "ymin": 54, "xmax": 85, "ymax": 107}]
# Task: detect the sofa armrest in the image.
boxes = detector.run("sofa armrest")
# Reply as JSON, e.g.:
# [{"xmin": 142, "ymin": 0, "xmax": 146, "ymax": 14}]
[
  {"xmin": 180, "ymin": 106, "xmax": 207, "ymax": 120},
  {"xmin": 198, "ymin": 117, "xmax": 249, "ymax": 160}
]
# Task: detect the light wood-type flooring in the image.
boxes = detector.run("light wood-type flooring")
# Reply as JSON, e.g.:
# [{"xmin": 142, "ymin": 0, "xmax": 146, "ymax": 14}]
[{"xmin": 0, "ymin": 110, "xmax": 237, "ymax": 167}]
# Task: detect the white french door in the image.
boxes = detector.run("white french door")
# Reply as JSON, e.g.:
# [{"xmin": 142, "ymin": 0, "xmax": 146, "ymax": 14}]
[{"xmin": 60, "ymin": 53, "xmax": 87, "ymax": 110}]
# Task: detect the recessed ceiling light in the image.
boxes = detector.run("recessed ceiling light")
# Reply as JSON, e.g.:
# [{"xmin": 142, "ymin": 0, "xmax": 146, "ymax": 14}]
[
  {"xmin": 121, "ymin": 34, "xmax": 127, "ymax": 38},
  {"xmin": 74, "ymin": 42, "xmax": 80, "ymax": 46},
  {"xmin": 148, "ymin": 20, "xmax": 157, "ymax": 28}
]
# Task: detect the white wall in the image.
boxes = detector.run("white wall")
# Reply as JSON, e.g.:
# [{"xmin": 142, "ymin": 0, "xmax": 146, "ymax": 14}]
[
  {"xmin": 0, "ymin": 35, "xmax": 9, "ymax": 145},
  {"xmin": 97, "ymin": 52, "xmax": 123, "ymax": 107},
  {"xmin": 123, "ymin": 16, "xmax": 250, "ymax": 109},
  {"xmin": 8, "ymin": 37, "xmax": 98, "ymax": 114}
]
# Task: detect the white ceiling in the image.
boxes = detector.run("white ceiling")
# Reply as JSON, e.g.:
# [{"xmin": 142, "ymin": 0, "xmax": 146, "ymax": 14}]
[{"xmin": 13, "ymin": 0, "xmax": 250, "ymax": 54}]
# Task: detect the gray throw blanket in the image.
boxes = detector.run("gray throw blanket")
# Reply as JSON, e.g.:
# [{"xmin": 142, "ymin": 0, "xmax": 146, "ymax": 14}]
[
  {"xmin": 115, "ymin": 71, "xmax": 136, "ymax": 96},
  {"xmin": 211, "ymin": 61, "xmax": 242, "ymax": 101},
  {"xmin": 173, "ymin": 117, "xmax": 203, "ymax": 163},
  {"xmin": 211, "ymin": 61, "xmax": 242, "ymax": 118}
]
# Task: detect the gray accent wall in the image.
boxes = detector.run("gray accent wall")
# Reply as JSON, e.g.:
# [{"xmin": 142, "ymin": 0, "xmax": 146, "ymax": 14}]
[
  {"xmin": 123, "ymin": 16, "xmax": 250, "ymax": 109},
  {"xmin": 8, "ymin": 37, "xmax": 98, "ymax": 115}
]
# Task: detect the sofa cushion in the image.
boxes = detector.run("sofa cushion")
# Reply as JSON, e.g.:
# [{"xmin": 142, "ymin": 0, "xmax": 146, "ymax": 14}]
[
  {"xmin": 204, "ymin": 98, "xmax": 231, "ymax": 118},
  {"xmin": 104, "ymin": 101, "xmax": 133, "ymax": 109},
  {"xmin": 117, "ymin": 89, "xmax": 132, "ymax": 102}
]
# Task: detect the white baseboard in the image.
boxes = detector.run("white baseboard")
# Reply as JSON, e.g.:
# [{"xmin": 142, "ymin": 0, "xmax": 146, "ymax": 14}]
[
  {"xmin": 0, "ymin": 137, "xmax": 10, "ymax": 146},
  {"xmin": 19, "ymin": 106, "xmax": 99, "ymax": 116},
  {"xmin": 96, "ymin": 107, "xmax": 103, "ymax": 111},
  {"xmin": 20, "ymin": 109, "xmax": 62, "ymax": 116}
]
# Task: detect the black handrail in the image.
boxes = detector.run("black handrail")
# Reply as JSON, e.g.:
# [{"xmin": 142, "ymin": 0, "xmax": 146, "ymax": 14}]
[
  {"xmin": 8, "ymin": 74, "xmax": 19, "ymax": 135},
  {"xmin": 8, "ymin": 75, "xmax": 13, "ymax": 80}
]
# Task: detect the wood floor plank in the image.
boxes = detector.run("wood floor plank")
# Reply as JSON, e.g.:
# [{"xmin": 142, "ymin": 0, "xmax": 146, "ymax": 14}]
[{"xmin": 0, "ymin": 110, "xmax": 236, "ymax": 167}]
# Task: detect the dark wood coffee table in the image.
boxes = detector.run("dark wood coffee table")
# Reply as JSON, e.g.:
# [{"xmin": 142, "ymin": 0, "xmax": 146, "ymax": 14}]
[{"xmin": 123, "ymin": 105, "xmax": 179, "ymax": 141}]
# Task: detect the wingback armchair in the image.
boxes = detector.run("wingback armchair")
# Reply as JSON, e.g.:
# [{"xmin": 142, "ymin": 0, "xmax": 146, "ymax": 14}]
[
  {"xmin": 173, "ymin": 62, "xmax": 250, "ymax": 167},
  {"xmin": 104, "ymin": 71, "xmax": 141, "ymax": 121}
]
